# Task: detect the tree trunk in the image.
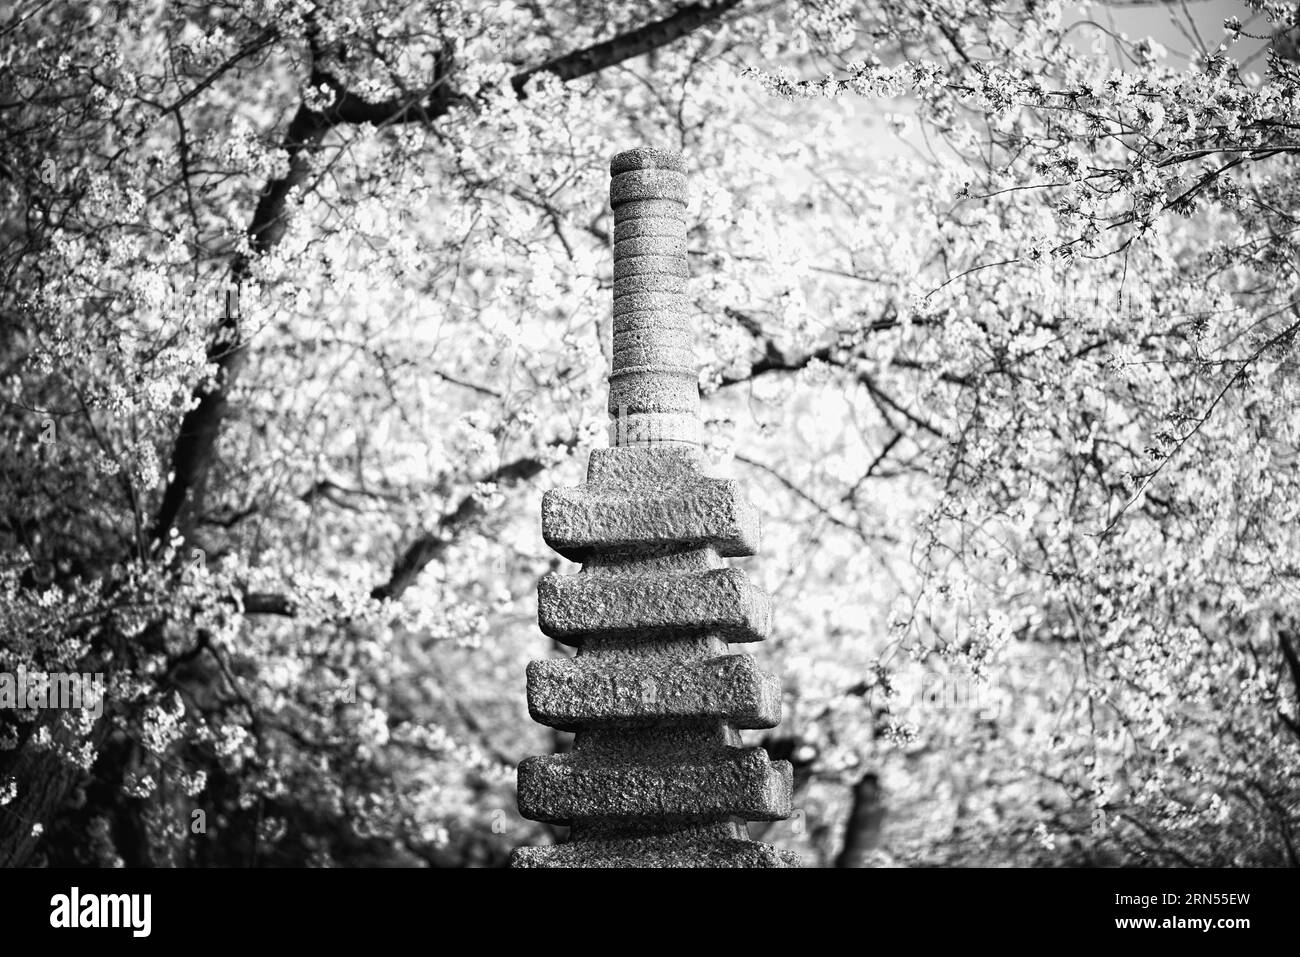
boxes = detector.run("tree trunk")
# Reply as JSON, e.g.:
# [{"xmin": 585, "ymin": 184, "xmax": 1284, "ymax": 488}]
[{"xmin": 835, "ymin": 772, "xmax": 885, "ymax": 868}]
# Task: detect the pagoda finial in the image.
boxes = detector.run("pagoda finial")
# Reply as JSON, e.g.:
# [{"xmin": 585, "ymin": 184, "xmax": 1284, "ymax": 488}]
[{"xmin": 607, "ymin": 147, "xmax": 700, "ymax": 448}]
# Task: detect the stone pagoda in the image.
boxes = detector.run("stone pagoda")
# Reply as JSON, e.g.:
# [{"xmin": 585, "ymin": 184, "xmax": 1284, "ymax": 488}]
[{"xmin": 512, "ymin": 147, "xmax": 797, "ymax": 867}]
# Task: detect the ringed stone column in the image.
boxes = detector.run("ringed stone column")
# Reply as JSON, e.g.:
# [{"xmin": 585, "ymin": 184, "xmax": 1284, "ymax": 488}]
[{"xmin": 512, "ymin": 147, "xmax": 797, "ymax": 868}]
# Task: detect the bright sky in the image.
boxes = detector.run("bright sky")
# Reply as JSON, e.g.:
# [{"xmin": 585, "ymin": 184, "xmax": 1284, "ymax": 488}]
[
  {"xmin": 843, "ymin": 0, "xmax": 1276, "ymax": 163},
  {"xmin": 1086, "ymin": 0, "xmax": 1270, "ymax": 72}
]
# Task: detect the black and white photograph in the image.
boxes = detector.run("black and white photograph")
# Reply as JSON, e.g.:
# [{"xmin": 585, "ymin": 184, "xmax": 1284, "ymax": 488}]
[{"xmin": 0, "ymin": 0, "xmax": 1294, "ymax": 936}]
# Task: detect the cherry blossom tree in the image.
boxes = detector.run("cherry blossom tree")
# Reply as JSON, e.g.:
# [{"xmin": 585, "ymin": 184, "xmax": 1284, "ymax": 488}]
[
  {"xmin": 743, "ymin": 0, "xmax": 1300, "ymax": 865},
  {"xmin": 0, "ymin": 0, "xmax": 1295, "ymax": 867}
]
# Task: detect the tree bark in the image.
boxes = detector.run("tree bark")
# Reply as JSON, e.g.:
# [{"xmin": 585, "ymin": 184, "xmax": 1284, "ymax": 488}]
[{"xmin": 835, "ymin": 772, "xmax": 886, "ymax": 868}]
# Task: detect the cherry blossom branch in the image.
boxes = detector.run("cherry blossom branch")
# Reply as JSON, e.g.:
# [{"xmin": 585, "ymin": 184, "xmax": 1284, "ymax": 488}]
[
  {"xmin": 371, "ymin": 453, "xmax": 550, "ymax": 602},
  {"xmin": 241, "ymin": 451, "xmax": 560, "ymax": 616},
  {"xmin": 1099, "ymin": 313, "xmax": 1300, "ymax": 538},
  {"xmin": 148, "ymin": 0, "xmax": 746, "ymax": 551}
]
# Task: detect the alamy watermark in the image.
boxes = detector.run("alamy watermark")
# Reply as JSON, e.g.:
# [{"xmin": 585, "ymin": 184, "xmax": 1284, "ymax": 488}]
[
  {"xmin": 0, "ymin": 667, "xmax": 105, "ymax": 718},
  {"xmin": 156, "ymin": 274, "xmax": 244, "ymax": 324},
  {"xmin": 49, "ymin": 887, "xmax": 151, "ymax": 937},
  {"xmin": 610, "ymin": 403, "xmax": 695, "ymax": 447},
  {"xmin": 876, "ymin": 670, "xmax": 1004, "ymax": 720}
]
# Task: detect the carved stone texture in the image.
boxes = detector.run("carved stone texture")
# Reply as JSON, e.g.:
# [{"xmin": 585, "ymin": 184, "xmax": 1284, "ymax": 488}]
[{"xmin": 512, "ymin": 147, "xmax": 797, "ymax": 868}]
